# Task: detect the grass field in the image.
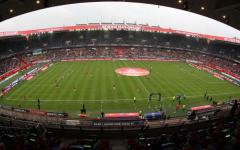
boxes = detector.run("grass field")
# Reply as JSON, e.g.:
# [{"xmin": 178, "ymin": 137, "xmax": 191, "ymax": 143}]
[{"xmin": 0, "ymin": 60, "xmax": 240, "ymax": 118}]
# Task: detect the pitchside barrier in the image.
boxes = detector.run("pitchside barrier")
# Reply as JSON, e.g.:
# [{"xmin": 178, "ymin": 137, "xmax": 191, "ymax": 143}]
[
  {"xmin": 104, "ymin": 112, "xmax": 140, "ymax": 119},
  {"xmin": 0, "ymin": 105, "xmax": 68, "ymax": 125},
  {"xmin": 0, "ymin": 99, "xmax": 239, "ymax": 130},
  {"xmin": 0, "ymin": 63, "xmax": 52, "ymax": 97},
  {"xmin": 61, "ymin": 58, "xmax": 180, "ymax": 62},
  {"xmin": 91, "ymin": 119, "xmax": 145, "ymax": 128},
  {"xmin": 0, "ymin": 64, "xmax": 30, "ymax": 81},
  {"xmin": 189, "ymin": 63, "xmax": 240, "ymax": 86},
  {"xmin": 94, "ymin": 112, "xmax": 144, "ymax": 128}
]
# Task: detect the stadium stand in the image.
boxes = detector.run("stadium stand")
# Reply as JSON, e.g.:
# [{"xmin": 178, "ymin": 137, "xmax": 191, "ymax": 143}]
[
  {"xmin": 0, "ymin": 106, "xmax": 240, "ymax": 149},
  {"xmin": 0, "ymin": 25, "xmax": 239, "ymax": 149}
]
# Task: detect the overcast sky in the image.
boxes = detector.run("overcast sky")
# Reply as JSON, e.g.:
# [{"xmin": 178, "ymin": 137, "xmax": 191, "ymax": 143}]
[{"xmin": 0, "ymin": 2, "xmax": 240, "ymax": 38}]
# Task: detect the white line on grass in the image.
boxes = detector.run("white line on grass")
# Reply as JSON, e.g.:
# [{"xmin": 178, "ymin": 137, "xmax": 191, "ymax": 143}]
[
  {"xmin": 138, "ymin": 61, "xmax": 169, "ymax": 112},
  {"xmin": 180, "ymin": 67, "xmax": 208, "ymax": 83},
  {"xmin": 100, "ymin": 101, "xmax": 103, "ymax": 112},
  {"xmin": 4, "ymin": 88, "xmax": 239, "ymax": 102},
  {"xmin": 124, "ymin": 61, "xmax": 150, "ymax": 94},
  {"xmin": 4, "ymin": 97, "xmax": 148, "ymax": 102},
  {"xmin": 133, "ymin": 102, "xmax": 139, "ymax": 112},
  {"xmin": 128, "ymin": 60, "xmax": 156, "ymax": 112}
]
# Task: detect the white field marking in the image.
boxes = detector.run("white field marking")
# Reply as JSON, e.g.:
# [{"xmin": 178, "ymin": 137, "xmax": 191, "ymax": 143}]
[
  {"xmin": 146, "ymin": 67, "xmax": 169, "ymax": 96},
  {"xmin": 180, "ymin": 66, "xmax": 223, "ymax": 85},
  {"xmin": 137, "ymin": 78, "xmax": 150, "ymax": 94},
  {"xmin": 24, "ymin": 84, "xmax": 55, "ymax": 87},
  {"xmin": 133, "ymin": 102, "xmax": 139, "ymax": 111},
  {"xmin": 137, "ymin": 61, "xmax": 169, "ymax": 112},
  {"xmin": 4, "ymin": 91, "xmax": 240, "ymax": 102},
  {"xmin": 4, "ymin": 97, "xmax": 147, "ymax": 102},
  {"xmin": 179, "ymin": 67, "xmax": 208, "ymax": 83},
  {"xmin": 32, "ymin": 63, "xmax": 59, "ymax": 85},
  {"xmin": 185, "ymin": 64, "xmax": 234, "ymax": 85},
  {"xmin": 2, "ymin": 64, "xmax": 57, "ymax": 95},
  {"xmin": 207, "ymin": 81, "xmax": 229, "ymax": 84},
  {"xmin": 55, "ymin": 63, "xmax": 75, "ymax": 82},
  {"xmin": 101, "ymin": 101, "xmax": 103, "ymax": 112},
  {"xmin": 127, "ymin": 61, "xmax": 155, "ymax": 111},
  {"xmin": 123, "ymin": 61, "xmax": 150, "ymax": 94}
]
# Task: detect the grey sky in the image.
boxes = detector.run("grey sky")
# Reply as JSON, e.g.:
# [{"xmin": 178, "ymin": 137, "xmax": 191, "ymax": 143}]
[{"xmin": 0, "ymin": 2, "xmax": 240, "ymax": 38}]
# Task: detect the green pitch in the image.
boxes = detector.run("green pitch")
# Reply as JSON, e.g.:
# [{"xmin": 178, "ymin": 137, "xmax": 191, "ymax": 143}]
[{"xmin": 1, "ymin": 61, "xmax": 240, "ymax": 118}]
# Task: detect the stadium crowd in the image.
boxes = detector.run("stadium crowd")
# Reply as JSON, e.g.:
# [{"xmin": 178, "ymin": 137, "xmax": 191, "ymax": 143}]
[
  {"xmin": 0, "ymin": 114, "xmax": 240, "ymax": 150},
  {"xmin": 0, "ymin": 47, "xmax": 238, "ymax": 77},
  {"xmin": 0, "ymin": 29, "xmax": 239, "ymax": 60},
  {"xmin": 0, "ymin": 26, "xmax": 239, "ymax": 150},
  {"xmin": 134, "ymin": 118, "xmax": 240, "ymax": 150},
  {"xmin": 0, "ymin": 29, "xmax": 239, "ymax": 76},
  {"xmin": 0, "ymin": 57, "xmax": 21, "ymax": 75}
]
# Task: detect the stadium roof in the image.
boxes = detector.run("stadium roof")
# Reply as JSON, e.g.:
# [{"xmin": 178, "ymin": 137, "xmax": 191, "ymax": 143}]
[{"xmin": 0, "ymin": 0, "xmax": 240, "ymax": 31}]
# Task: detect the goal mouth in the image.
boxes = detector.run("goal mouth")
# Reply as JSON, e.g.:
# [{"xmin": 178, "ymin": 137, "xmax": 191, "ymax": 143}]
[{"xmin": 115, "ymin": 67, "xmax": 150, "ymax": 77}]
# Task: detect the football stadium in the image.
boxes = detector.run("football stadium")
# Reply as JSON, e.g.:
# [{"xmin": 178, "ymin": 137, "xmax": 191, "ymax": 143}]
[{"xmin": 0, "ymin": 1, "xmax": 240, "ymax": 150}]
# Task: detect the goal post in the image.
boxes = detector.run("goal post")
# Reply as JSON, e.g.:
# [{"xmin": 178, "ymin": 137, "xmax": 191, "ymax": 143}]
[{"xmin": 148, "ymin": 93, "xmax": 161, "ymax": 102}]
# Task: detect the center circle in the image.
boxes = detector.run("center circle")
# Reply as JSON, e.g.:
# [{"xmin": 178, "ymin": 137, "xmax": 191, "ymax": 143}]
[{"xmin": 115, "ymin": 67, "xmax": 150, "ymax": 76}]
